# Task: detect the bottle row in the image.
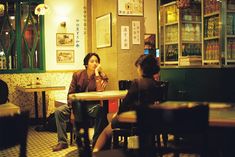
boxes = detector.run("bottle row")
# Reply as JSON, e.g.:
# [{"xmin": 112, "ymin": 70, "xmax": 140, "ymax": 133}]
[
  {"xmin": 204, "ymin": 40, "xmax": 220, "ymax": 60},
  {"xmin": 166, "ymin": 4, "xmax": 178, "ymax": 23},
  {"xmin": 165, "ymin": 25, "xmax": 178, "ymax": 43},
  {"xmin": 227, "ymin": 13, "xmax": 235, "ymax": 35},
  {"xmin": 182, "ymin": 44, "xmax": 201, "ymax": 56},
  {"xmin": 182, "ymin": 23, "xmax": 201, "ymax": 42},
  {"xmin": 166, "ymin": 44, "xmax": 178, "ymax": 61},
  {"xmin": 204, "ymin": 16, "xmax": 219, "ymax": 38},
  {"xmin": 204, "ymin": 0, "xmax": 220, "ymax": 15},
  {"xmin": 0, "ymin": 55, "xmax": 17, "ymax": 70},
  {"xmin": 227, "ymin": 39, "xmax": 235, "ymax": 59}
]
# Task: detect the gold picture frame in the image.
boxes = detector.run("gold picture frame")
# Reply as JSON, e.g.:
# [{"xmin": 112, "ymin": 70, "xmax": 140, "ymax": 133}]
[
  {"xmin": 56, "ymin": 33, "xmax": 74, "ymax": 46},
  {"xmin": 56, "ymin": 50, "xmax": 74, "ymax": 63},
  {"xmin": 96, "ymin": 13, "xmax": 112, "ymax": 48}
]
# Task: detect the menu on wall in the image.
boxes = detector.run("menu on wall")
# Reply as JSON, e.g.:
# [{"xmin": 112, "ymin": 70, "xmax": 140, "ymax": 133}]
[
  {"xmin": 118, "ymin": 0, "xmax": 143, "ymax": 16},
  {"xmin": 121, "ymin": 26, "xmax": 130, "ymax": 49},
  {"xmin": 132, "ymin": 21, "xmax": 140, "ymax": 44}
]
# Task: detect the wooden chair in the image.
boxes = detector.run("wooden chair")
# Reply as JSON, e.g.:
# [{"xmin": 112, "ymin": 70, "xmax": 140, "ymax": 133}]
[
  {"xmin": 0, "ymin": 111, "xmax": 29, "ymax": 157},
  {"xmin": 112, "ymin": 81, "xmax": 169, "ymax": 149},
  {"xmin": 136, "ymin": 103, "xmax": 209, "ymax": 157}
]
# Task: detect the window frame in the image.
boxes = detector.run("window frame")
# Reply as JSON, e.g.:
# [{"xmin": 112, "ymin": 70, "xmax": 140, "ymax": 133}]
[{"xmin": 0, "ymin": 0, "xmax": 45, "ymax": 74}]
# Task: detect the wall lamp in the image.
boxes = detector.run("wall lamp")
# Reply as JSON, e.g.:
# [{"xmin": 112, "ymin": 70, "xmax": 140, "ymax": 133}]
[{"xmin": 60, "ymin": 21, "xmax": 66, "ymax": 28}]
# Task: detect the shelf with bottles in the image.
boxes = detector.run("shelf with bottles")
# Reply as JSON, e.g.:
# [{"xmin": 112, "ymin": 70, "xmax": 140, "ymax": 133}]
[
  {"xmin": 182, "ymin": 23, "xmax": 201, "ymax": 42},
  {"xmin": 225, "ymin": 3, "xmax": 235, "ymax": 65},
  {"xmin": 226, "ymin": 12, "xmax": 235, "ymax": 36},
  {"xmin": 0, "ymin": 53, "xmax": 17, "ymax": 70},
  {"xmin": 227, "ymin": 0, "xmax": 235, "ymax": 11},
  {"xmin": 165, "ymin": 24, "xmax": 178, "ymax": 43},
  {"xmin": 203, "ymin": 0, "xmax": 221, "ymax": 16},
  {"xmin": 226, "ymin": 38, "xmax": 235, "ymax": 61},
  {"xmin": 180, "ymin": 2, "xmax": 201, "ymax": 23},
  {"xmin": 165, "ymin": 1, "xmax": 178, "ymax": 24},
  {"xmin": 204, "ymin": 15, "xmax": 220, "ymax": 39},
  {"xmin": 203, "ymin": 39, "xmax": 220, "ymax": 64},
  {"xmin": 165, "ymin": 44, "xmax": 178, "ymax": 63}
]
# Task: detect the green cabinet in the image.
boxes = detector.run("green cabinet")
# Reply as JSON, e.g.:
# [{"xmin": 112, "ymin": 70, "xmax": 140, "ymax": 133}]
[{"xmin": 161, "ymin": 68, "xmax": 235, "ymax": 102}]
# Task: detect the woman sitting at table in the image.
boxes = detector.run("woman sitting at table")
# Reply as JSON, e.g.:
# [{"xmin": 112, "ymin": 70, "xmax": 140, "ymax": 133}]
[
  {"xmin": 93, "ymin": 54, "xmax": 161, "ymax": 152},
  {"xmin": 52, "ymin": 52, "xmax": 108, "ymax": 151}
]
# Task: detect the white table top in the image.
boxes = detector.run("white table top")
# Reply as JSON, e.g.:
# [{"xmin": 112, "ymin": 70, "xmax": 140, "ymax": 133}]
[{"xmin": 69, "ymin": 90, "xmax": 128, "ymax": 101}]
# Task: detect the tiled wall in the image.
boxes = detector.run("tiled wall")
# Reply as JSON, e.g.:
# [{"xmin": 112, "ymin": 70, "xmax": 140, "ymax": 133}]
[
  {"xmin": 1, "ymin": 71, "xmax": 118, "ymax": 118},
  {"xmin": 1, "ymin": 72, "xmax": 73, "ymax": 118}
]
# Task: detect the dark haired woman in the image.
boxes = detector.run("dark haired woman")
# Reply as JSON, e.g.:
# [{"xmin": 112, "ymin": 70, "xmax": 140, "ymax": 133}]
[
  {"xmin": 53, "ymin": 52, "xmax": 108, "ymax": 151},
  {"xmin": 93, "ymin": 54, "xmax": 160, "ymax": 152}
]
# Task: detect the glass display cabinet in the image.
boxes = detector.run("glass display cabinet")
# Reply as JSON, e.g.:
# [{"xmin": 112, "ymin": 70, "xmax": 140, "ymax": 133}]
[
  {"xmin": 0, "ymin": 0, "xmax": 45, "ymax": 73},
  {"xmin": 159, "ymin": 1, "xmax": 202, "ymax": 66}
]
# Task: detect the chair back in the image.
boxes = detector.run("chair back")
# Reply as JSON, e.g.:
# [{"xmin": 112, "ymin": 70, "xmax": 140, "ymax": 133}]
[
  {"xmin": 118, "ymin": 80, "xmax": 132, "ymax": 90},
  {"xmin": 155, "ymin": 81, "xmax": 169, "ymax": 103},
  {"xmin": 136, "ymin": 103, "xmax": 209, "ymax": 157},
  {"xmin": 0, "ymin": 111, "xmax": 29, "ymax": 157}
]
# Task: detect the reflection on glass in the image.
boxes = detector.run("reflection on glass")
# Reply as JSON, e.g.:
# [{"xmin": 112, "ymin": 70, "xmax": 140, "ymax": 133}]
[
  {"xmin": 21, "ymin": 2, "xmax": 40, "ymax": 69},
  {"xmin": 0, "ymin": 2, "xmax": 16, "ymax": 70}
]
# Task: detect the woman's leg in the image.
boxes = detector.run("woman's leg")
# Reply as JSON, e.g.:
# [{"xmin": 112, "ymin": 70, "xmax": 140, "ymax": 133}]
[{"xmin": 93, "ymin": 123, "xmax": 113, "ymax": 152}]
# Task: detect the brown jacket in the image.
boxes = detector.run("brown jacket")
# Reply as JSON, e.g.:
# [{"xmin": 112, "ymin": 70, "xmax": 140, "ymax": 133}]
[{"xmin": 67, "ymin": 69, "xmax": 108, "ymax": 106}]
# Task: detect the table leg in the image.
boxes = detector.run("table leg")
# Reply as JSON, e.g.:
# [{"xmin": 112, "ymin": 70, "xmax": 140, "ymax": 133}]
[
  {"xmin": 42, "ymin": 91, "xmax": 46, "ymax": 126},
  {"xmin": 35, "ymin": 91, "xmax": 47, "ymax": 131},
  {"xmin": 34, "ymin": 92, "xmax": 39, "ymax": 122},
  {"xmin": 103, "ymin": 100, "xmax": 109, "ymax": 115}
]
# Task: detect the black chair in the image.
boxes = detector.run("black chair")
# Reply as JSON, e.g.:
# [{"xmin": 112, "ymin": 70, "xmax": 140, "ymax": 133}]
[
  {"xmin": 112, "ymin": 80, "xmax": 169, "ymax": 149},
  {"xmin": 118, "ymin": 80, "xmax": 132, "ymax": 91},
  {"xmin": 0, "ymin": 111, "xmax": 30, "ymax": 157},
  {"xmin": 136, "ymin": 103, "xmax": 209, "ymax": 157}
]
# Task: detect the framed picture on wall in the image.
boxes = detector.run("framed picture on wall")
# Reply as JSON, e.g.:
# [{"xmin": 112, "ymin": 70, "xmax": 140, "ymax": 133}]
[
  {"xmin": 96, "ymin": 13, "xmax": 112, "ymax": 48},
  {"xmin": 56, "ymin": 50, "xmax": 74, "ymax": 63},
  {"xmin": 118, "ymin": 0, "xmax": 144, "ymax": 16},
  {"xmin": 56, "ymin": 33, "xmax": 74, "ymax": 46}
]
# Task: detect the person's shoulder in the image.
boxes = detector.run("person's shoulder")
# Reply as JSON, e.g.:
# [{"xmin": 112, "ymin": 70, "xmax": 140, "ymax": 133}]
[{"xmin": 73, "ymin": 69, "xmax": 86, "ymax": 76}]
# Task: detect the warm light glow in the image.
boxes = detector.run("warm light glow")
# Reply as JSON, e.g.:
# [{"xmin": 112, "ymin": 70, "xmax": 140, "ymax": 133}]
[
  {"xmin": 53, "ymin": 5, "xmax": 71, "ymax": 25},
  {"xmin": 0, "ymin": 4, "xmax": 4, "ymax": 16},
  {"xmin": 35, "ymin": 4, "xmax": 49, "ymax": 15},
  {"xmin": 9, "ymin": 16, "xmax": 15, "ymax": 20}
]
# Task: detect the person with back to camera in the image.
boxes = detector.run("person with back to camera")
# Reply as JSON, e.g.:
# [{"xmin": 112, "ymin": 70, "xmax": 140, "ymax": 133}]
[
  {"xmin": 52, "ymin": 52, "xmax": 108, "ymax": 151},
  {"xmin": 0, "ymin": 79, "xmax": 9, "ymax": 105},
  {"xmin": 93, "ymin": 54, "xmax": 161, "ymax": 152}
]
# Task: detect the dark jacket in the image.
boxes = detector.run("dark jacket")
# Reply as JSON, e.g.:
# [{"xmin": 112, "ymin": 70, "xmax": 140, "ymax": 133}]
[{"xmin": 117, "ymin": 78, "xmax": 162, "ymax": 115}]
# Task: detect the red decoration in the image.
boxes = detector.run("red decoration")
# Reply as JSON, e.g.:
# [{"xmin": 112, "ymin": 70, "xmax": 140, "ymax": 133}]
[{"xmin": 176, "ymin": 0, "xmax": 191, "ymax": 9}]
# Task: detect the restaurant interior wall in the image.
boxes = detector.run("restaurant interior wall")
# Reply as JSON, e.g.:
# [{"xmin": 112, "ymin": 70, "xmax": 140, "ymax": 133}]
[
  {"xmin": 44, "ymin": 0, "xmax": 86, "ymax": 71},
  {"xmin": 0, "ymin": 0, "xmax": 160, "ymax": 117},
  {"xmin": 91, "ymin": 0, "xmax": 145, "ymax": 90},
  {"xmin": 0, "ymin": 0, "xmax": 87, "ymax": 118}
]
